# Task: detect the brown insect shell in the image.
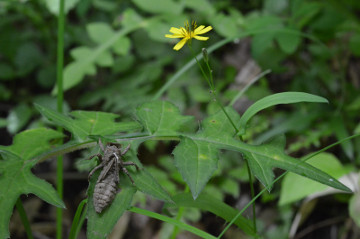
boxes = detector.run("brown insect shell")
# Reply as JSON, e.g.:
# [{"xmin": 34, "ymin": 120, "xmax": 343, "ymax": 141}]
[{"xmin": 103, "ymin": 145, "xmax": 121, "ymax": 162}]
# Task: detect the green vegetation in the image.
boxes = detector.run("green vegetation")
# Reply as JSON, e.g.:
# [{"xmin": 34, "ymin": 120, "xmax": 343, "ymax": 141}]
[{"xmin": 1, "ymin": 0, "xmax": 360, "ymax": 238}]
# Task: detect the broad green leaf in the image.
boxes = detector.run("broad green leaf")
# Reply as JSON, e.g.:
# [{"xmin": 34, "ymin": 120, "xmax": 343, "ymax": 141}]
[
  {"xmin": 244, "ymin": 135, "xmax": 286, "ymax": 189},
  {"xmin": 170, "ymin": 106, "xmax": 349, "ymax": 198},
  {"xmin": 173, "ymin": 108, "xmax": 240, "ymax": 199},
  {"xmin": 86, "ymin": 22, "xmax": 115, "ymax": 44},
  {"xmin": 209, "ymin": 13, "xmax": 239, "ymax": 38},
  {"xmin": 183, "ymin": 0, "xmax": 215, "ymax": 15},
  {"xmin": 275, "ymin": 28, "xmax": 301, "ymax": 54},
  {"xmin": 125, "ymin": 148, "xmax": 173, "ymax": 203},
  {"xmin": 0, "ymin": 128, "xmax": 65, "ymax": 239},
  {"xmin": 35, "ymin": 104, "xmax": 141, "ymax": 141},
  {"xmin": 168, "ymin": 193, "xmax": 256, "ymax": 236},
  {"xmin": 87, "ymin": 170, "xmax": 136, "ymax": 239},
  {"xmin": 112, "ymin": 37, "xmax": 131, "ymax": 55},
  {"xmin": 187, "ymin": 134, "xmax": 350, "ymax": 192},
  {"xmin": 132, "ymin": 0, "xmax": 183, "ymax": 15},
  {"xmin": 131, "ymin": 167, "xmax": 173, "ymax": 203},
  {"xmin": 173, "ymin": 137, "xmax": 219, "ymax": 199},
  {"xmin": 279, "ymin": 153, "xmax": 351, "ymax": 205},
  {"xmin": 95, "ymin": 50, "xmax": 114, "ymax": 67},
  {"xmin": 135, "ymin": 101, "xmax": 193, "ymax": 136},
  {"xmin": 238, "ymin": 92, "xmax": 328, "ymax": 135}
]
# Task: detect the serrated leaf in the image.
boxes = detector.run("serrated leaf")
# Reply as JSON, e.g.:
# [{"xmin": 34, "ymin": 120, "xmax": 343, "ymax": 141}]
[
  {"xmin": 173, "ymin": 137, "xmax": 219, "ymax": 199},
  {"xmin": 173, "ymin": 107, "xmax": 239, "ymax": 199},
  {"xmin": 0, "ymin": 128, "xmax": 65, "ymax": 239},
  {"xmin": 136, "ymin": 101, "xmax": 193, "ymax": 136},
  {"xmin": 87, "ymin": 170, "xmax": 136, "ymax": 239},
  {"xmin": 238, "ymin": 92, "xmax": 328, "ymax": 135},
  {"xmin": 279, "ymin": 153, "xmax": 351, "ymax": 205},
  {"xmin": 170, "ymin": 106, "xmax": 349, "ymax": 199},
  {"xmin": 35, "ymin": 104, "xmax": 141, "ymax": 141}
]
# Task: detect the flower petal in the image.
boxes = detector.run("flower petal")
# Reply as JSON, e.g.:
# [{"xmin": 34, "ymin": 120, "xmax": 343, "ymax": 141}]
[
  {"xmin": 169, "ymin": 27, "xmax": 183, "ymax": 34},
  {"xmin": 194, "ymin": 25, "xmax": 205, "ymax": 34},
  {"xmin": 165, "ymin": 34, "xmax": 184, "ymax": 38},
  {"xmin": 194, "ymin": 36, "xmax": 209, "ymax": 41},
  {"xmin": 195, "ymin": 26, "xmax": 212, "ymax": 35},
  {"xmin": 173, "ymin": 38, "xmax": 188, "ymax": 51}
]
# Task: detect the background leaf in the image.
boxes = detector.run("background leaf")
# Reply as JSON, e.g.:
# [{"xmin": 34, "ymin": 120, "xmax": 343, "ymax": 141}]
[
  {"xmin": 238, "ymin": 92, "xmax": 328, "ymax": 135},
  {"xmin": 279, "ymin": 153, "xmax": 352, "ymax": 205},
  {"xmin": 0, "ymin": 128, "xmax": 65, "ymax": 239}
]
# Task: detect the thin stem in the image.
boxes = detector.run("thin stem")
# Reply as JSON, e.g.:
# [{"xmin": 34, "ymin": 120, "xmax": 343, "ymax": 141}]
[
  {"xmin": 189, "ymin": 44, "xmax": 257, "ymax": 233},
  {"xmin": 188, "ymin": 44, "xmax": 211, "ymax": 88},
  {"xmin": 16, "ymin": 199, "xmax": 34, "ymax": 239},
  {"xmin": 229, "ymin": 69, "xmax": 271, "ymax": 106},
  {"xmin": 170, "ymin": 186, "xmax": 190, "ymax": 239},
  {"xmin": 129, "ymin": 207, "xmax": 217, "ymax": 239},
  {"xmin": 244, "ymin": 158, "xmax": 257, "ymax": 232},
  {"xmin": 56, "ymin": 0, "xmax": 65, "ymax": 238},
  {"xmin": 69, "ymin": 199, "xmax": 88, "ymax": 239}
]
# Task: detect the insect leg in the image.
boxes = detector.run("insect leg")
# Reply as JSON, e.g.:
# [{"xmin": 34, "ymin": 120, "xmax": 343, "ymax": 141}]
[
  {"xmin": 88, "ymin": 161, "xmax": 105, "ymax": 181},
  {"xmin": 97, "ymin": 158, "xmax": 116, "ymax": 182},
  {"xmin": 98, "ymin": 138, "xmax": 105, "ymax": 152},
  {"xmin": 120, "ymin": 166, "xmax": 136, "ymax": 185},
  {"xmin": 123, "ymin": 162, "xmax": 140, "ymax": 171},
  {"xmin": 120, "ymin": 144, "xmax": 131, "ymax": 155}
]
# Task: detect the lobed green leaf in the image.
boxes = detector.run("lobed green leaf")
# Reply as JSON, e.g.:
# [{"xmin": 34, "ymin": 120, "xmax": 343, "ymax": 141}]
[
  {"xmin": 0, "ymin": 128, "xmax": 65, "ymax": 239},
  {"xmin": 36, "ymin": 104, "xmax": 141, "ymax": 141}
]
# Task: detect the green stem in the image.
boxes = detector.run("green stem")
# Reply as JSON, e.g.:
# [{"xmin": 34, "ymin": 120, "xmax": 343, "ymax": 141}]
[
  {"xmin": 188, "ymin": 45, "xmax": 211, "ymax": 88},
  {"xmin": 244, "ymin": 158, "xmax": 257, "ymax": 233},
  {"xmin": 229, "ymin": 69, "xmax": 271, "ymax": 106},
  {"xmin": 129, "ymin": 207, "xmax": 217, "ymax": 239},
  {"xmin": 69, "ymin": 199, "xmax": 88, "ymax": 239},
  {"xmin": 16, "ymin": 199, "xmax": 34, "ymax": 239},
  {"xmin": 56, "ymin": 0, "xmax": 65, "ymax": 238},
  {"xmin": 170, "ymin": 186, "xmax": 189, "ymax": 239},
  {"xmin": 189, "ymin": 45, "xmax": 257, "ymax": 233}
]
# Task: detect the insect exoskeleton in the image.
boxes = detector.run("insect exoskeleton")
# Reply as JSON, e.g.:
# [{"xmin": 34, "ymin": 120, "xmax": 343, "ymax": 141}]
[{"xmin": 88, "ymin": 139, "xmax": 139, "ymax": 213}]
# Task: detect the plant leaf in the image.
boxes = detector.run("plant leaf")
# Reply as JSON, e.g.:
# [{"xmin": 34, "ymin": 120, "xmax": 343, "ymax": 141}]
[
  {"xmin": 35, "ymin": 104, "xmax": 141, "ymax": 141},
  {"xmin": 168, "ymin": 193, "xmax": 256, "ymax": 236},
  {"xmin": 238, "ymin": 92, "xmax": 328, "ymax": 135},
  {"xmin": 0, "ymin": 128, "xmax": 65, "ymax": 239},
  {"xmin": 135, "ymin": 101, "xmax": 193, "ymax": 136},
  {"xmin": 87, "ymin": 170, "xmax": 136, "ymax": 239},
  {"xmin": 279, "ymin": 153, "xmax": 352, "ymax": 205}
]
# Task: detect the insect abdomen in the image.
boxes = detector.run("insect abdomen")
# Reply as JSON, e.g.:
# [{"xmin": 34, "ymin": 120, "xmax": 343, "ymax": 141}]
[{"xmin": 93, "ymin": 174, "xmax": 118, "ymax": 213}]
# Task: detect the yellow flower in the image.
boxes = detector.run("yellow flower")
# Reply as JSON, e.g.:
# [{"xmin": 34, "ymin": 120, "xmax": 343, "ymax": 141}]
[{"xmin": 165, "ymin": 21, "xmax": 213, "ymax": 51}]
